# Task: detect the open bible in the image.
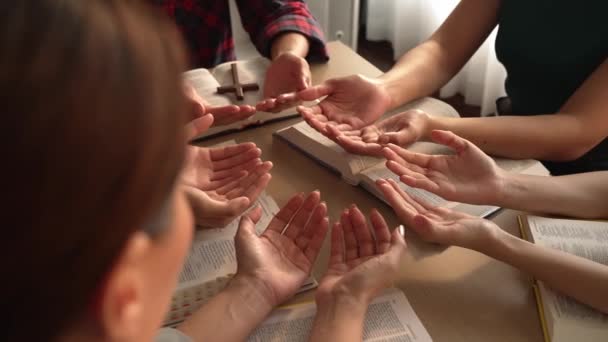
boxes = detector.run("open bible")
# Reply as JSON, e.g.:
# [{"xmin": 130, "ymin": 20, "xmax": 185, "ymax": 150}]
[
  {"xmin": 164, "ymin": 192, "xmax": 317, "ymax": 326},
  {"xmin": 247, "ymin": 288, "xmax": 432, "ymax": 341},
  {"xmin": 185, "ymin": 57, "xmax": 307, "ymax": 139},
  {"xmin": 275, "ymin": 97, "xmax": 542, "ymax": 218},
  {"xmin": 519, "ymin": 215, "xmax": 608, "ymax": 342}
]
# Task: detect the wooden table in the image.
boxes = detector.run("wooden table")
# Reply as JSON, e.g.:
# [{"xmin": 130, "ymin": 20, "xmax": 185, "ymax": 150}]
[{"xmin": 201, "ymin": 41, "xmax": 544, "ymax": 342}]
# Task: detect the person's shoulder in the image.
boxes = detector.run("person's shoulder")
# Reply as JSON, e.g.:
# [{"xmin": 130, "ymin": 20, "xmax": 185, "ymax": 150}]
[{"xmin": 155, "ymin": 327, "xmax": 193, "ymax": 342}]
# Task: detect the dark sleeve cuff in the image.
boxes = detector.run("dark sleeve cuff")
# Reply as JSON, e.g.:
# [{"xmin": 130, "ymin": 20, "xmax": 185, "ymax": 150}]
[{"xmin": 256, "ymin": 14, "xmax": 330, "ymax": 63}]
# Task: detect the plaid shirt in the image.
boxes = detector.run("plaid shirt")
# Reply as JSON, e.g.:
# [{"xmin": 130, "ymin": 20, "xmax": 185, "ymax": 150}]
[{"xmin": 152, "ymin": 0, "xmax": 329, "ymax": 68}]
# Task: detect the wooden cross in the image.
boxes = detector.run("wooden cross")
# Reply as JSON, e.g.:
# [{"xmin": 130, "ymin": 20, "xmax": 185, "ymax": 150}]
[{"xmin": 216, "ymin": 63, "xmax": 259, "ymax": 101}]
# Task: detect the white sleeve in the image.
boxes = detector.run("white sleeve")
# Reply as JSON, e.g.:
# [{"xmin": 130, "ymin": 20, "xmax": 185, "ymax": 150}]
[{"xmin": 155, "ymin": 328, "xmax": 193, "ymax": 342}]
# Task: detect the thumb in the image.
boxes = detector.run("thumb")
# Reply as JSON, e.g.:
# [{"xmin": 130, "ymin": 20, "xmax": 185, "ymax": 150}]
[
  {"xmin": 430, "ymin": 130, "xmax": 468, "ymax": 154},
  {"xmin": 377, "ymin": 130, "xmax": 417, "ymax": 146},
  {"xmin": 410, "ymin": 214, "xmax": 441, "ymax": 243},
  {"xmin": 185, "ymin": 113, "xmax": 214, "ymax": 140},
  {"xmin": 236, "ymin": 205, "xmax": 262, "ymax": 239},
  {"xmin": 296, "ymin": 82, "xmax": 333, "ymax": 101},
  {"xmin": 388, "ymin": 227, "xmax": 407, "ymax": 255},
  {"xmin": 295, "ymin": 75, "xmax": 309, "ymax": 91}
]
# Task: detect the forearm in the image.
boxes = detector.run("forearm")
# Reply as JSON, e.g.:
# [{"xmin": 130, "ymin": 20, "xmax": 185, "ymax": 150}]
[
  {"xmin": 483, "ymin": 230, "xmax": 608, "ymax": 313},
  {"xmin": 427, "ymin": 113, "xmax": 591, "ymax": 161},
  {"xmin": 378, "ymin": 0, "xmax": 500, "ymax": 109},
  {"xmin": 497, "ymin": 171, "xmax": 608, "ymax": 219},
  {"xmin": 271, "ymin": 32, "xmax": 309, "ymax": 60},
  {"xmin": 379, "ymin": 41, "xmax": 458, "ymax": 109},
  {"xmin": 177, "ymin": 275, "xmax": 273, "ymax": 341},
  {"xmin": 309, "ymin": 297, "xmax": 368, "ymax": 341}
]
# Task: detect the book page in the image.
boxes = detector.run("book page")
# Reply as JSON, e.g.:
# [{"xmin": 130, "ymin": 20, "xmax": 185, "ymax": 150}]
[
  {"xmin": 184, "ymin": 68, "xmax": 231, "ymax": 107},
  {"xmin": 361, "ymin": 163, "xmax": 449, "ymax": 207},
  {"xmin": 275, "ymin": 97, "xmax": 461, "ymax": 183},
  {"xmin": 165, "ymin": 192, "xmax": 316, "ymax": 326},
  {"xmin": 176, "ymin": 191, "xmax": 280, "ymax": 290},
  {"xmin": 186, "ymin": 58, "xmax": 306, "ymax": 139},
  {"xmin": 210, "ymin": 58, "xmax": 269, "ymax": 107},
  {"xmin": 275, "ymin": 121, "xmax": 383, "ymax": 184},
  {"xmin": 247, "ymin": 288, "xmax": 433, "ymax": 341},
  {"xmin": 528, "ymin": 216, "xmax": 608, "ymax": 324},
  {"xmin": 296, "ymin": 122, "xmax": 383, "ymax": 177}
]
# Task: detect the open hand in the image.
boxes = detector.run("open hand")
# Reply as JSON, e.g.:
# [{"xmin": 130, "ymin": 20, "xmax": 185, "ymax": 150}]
[
  {"xmin": 293, "ymin": 75, "xmax": 392, "ymax": 132},
  {"xmin": 235, "ymin": 191, "xmax": 329, "ymax": 306},
  {"xmin": 383, "ymin": 130, "xmax": 504, "ymax": 205},
  {"xmin": 316, "ymin": 205, "xmax": 407, "ymax": 305},
  {"xmin": 184, "ymin": 82, "xmax": 256, "ymax": 127},
  {"xmin": 258, "ymin": 52, "xmax": 311, "ymax": 113},
  {"xmin": 376, "ymin": 178, "xmax": 499, "ymax": 251},
  {"xmin": 182, "ymin": 142, "xmax": 272, "ymax": 227},
  {"xmin": 324, "ymin": 110, "xmax": 429, "ymax": 156}
]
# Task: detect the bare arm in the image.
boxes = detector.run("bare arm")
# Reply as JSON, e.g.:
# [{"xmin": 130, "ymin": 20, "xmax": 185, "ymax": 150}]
[
  {"xmin": 378, "ymin": 179, "xmax": 608, "ymax": 314},
  {"xmin": 425, "ymin": 59, "xmax": 608, "ymax": 160},
  {"xmin": 380, "ymin": 0, "xmax": 501, "ymax": 108},
  {"xmin": 498, "ymin": 171, "xmax": 608, "ymax": 219},
  {"xmin": 486, "ymin": 229, "xmax": 608, "ymax": 313},
  {"xmin": 309, "ymin": 297, "xmax": 367, "ymax": 341},
  {"xmin": 177, "ymin": 275, "xmax": 273, "ymax": 341},
  {"xmin": 384, "ymin": 130, "xmax": 608, "ymax": 219}
]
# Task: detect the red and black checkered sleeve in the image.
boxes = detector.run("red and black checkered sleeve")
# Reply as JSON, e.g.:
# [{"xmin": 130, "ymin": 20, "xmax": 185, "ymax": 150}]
[{"xmin": 236, "ymin": 0, "xmax": 329, "ymax": 62}]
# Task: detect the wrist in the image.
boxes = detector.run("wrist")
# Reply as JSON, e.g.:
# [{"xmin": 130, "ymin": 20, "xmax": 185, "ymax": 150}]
[
  {"xmin": 474, "ymin": 220, "xmax": 510, "ymax": 255},
  {"xmin": 420, "ymin": 111, "xmax": 439, "ymax": 141},
  {"xmin": 228, "ymin": 273, "xmax": 276, "ymax": 312},
  {"xmin": 315, "ymin": 282, "xmax": 372, "ymax": 311},
  {"xmin": 493, "ymin": 171, "xmax": 520, "ymax": 207},
  {"xmin": 316, "ymin": 291, "xmax": 369, "ymax": 317},
  {"xmin": 376, "ymin": 75, "xmax": 401, "ymax": 110},
  {"xmin": 271, "ymin": 33, "xmax": 309, "ymax": 60}
]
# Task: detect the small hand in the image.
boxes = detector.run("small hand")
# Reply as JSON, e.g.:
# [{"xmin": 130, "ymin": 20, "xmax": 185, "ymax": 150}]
[
  {"xmin": 383, "ymin": 130, "xmax": 505, "ymax": 205},
  {"xmin": 235, "ymin": 191, "xmax": 329, "ymax": 306},
  {"xmin": 182, "ymin": 143, "xmax": 272, "ymax": 227},
  {"xmin": 295, "ymin": 74, "xmax": 392, "ymax": 132},
  {"xmin": 376, "ymin": 178, "xmax": 500, "ymax": 251},
  {"xmin": 258, "ymin": 52, "xmax": 311, "ymax": 113},
  {"xmin": 184, "ymin": 82, "xmax": 256, "ymax": 127},
  {"xmin": 316, "ymin": 205, "xmax": 407, "ymax": 306},
  {"xmin": 326, "ymin": 110, "xmax": 429, "ymax": 156}
]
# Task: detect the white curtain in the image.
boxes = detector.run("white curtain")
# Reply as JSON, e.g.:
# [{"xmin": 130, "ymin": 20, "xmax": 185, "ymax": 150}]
[{"xmin": 366, "ymin": 0, "xmax": 506, "ymax": 115}]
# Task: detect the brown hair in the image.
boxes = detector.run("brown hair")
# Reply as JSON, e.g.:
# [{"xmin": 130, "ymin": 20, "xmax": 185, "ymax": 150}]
[{"xmin": 0, "ymin": 0, "xmax": 188, "ymax": 340}]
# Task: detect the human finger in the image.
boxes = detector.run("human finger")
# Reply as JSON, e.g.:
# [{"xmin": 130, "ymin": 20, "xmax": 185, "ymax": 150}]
[
  {"xmin": 283, "ymin": 191, "xmax": 321, "ymax": 239},
  {"xmin": 328, "ymin": 222, "xmax": 345, "ymax": 265},
  {"xmin": 185, "ymin": 113, "xmax": 214, "ymax": 140},
  {"xmin": 387, "ymin": 143, "xmax": 432, "ymax": 169},
  {"xmin": 212, "ymin": 147, "xmax": 261, "ymax": 171},
  {"xmin": 375, "ymin": 179, "xmax": 419, "ymax": 226},
  {"xmin": 210, "ymin": 157, "xmax": 261, "ymax": 181},
  {"xmin": 349, "ymin": 205, "xmax": 375, "ymax": 257},
  {"xmin": 296, "ymin": 82, "xmax": 334, "ymax": 101},
  {"xmin": 209, "ymin": 142, "xmax": 256, "ymax": 161},
  {"xmin": 430, "ymin": 130, "xmax": 468, "ymax": 154},
  {"xmin": 264, "ymin": 193, "xmax": 305, "ymax": 233},
  {"xmin": 341, "ymin": 209, "xmax": 359, "ymax": 261},
  {"xmin": 370, "ymin": 209, "xmax": 391, "ymax": 254}
]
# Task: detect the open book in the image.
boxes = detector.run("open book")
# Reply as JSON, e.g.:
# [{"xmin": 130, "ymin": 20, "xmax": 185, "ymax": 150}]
[
  {"xmin": 164, "ymin": 192, "xmax": 317, "ymax": 326},
  {"xmin": 519, "ymin": 215, "xmax": 608, "ymax": 342},
  {"xmin": 275, "ymin": 97, "xmax": 541, "ymax": 218},
  {"xmin": 247, "ymin": 288, "xmax": 432, "ymax": 341},
  {"xmin": 185, "ymin": 57, "xmax": 307, "ymax": 139}
]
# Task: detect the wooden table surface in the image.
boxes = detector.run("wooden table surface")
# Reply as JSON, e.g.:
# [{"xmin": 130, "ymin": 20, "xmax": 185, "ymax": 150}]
[{"xmin": 200, "ymin": 41, "xmax": 544, "ymax": 342}]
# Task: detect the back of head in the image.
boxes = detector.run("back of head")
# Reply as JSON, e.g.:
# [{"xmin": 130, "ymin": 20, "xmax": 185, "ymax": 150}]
[{"xmin": 0, "ymin": 0, "xmax": 187, "ymax": 339}]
